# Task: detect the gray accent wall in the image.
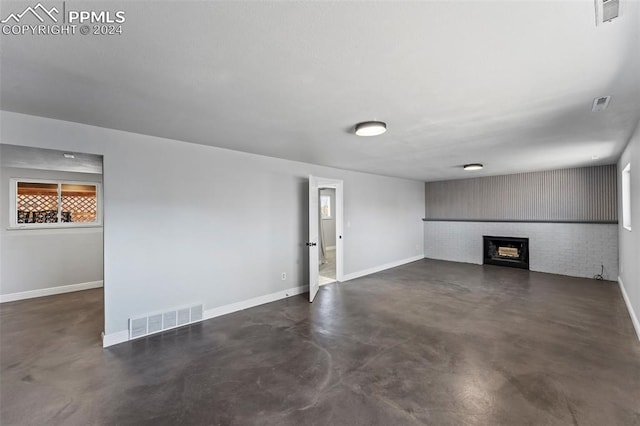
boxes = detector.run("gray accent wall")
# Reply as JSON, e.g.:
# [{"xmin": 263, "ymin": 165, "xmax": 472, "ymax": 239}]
[
  {"xmin": 425, "ymin": 165, "xmax": 617, "ymax": 223},
  {"xmin": 424, "ymin": 165, "xmax": 620, "ymax": 280},
  {"xmin": 618, "ymin": 120, "xmax": 640, "ymax": 339},
  {"xmin": 0, "ymin": 111, "xmax": 425, "ymax": 336},
  {"xmin": 424, "ymin": 221, "xmax": 618, "ymax": 280}
]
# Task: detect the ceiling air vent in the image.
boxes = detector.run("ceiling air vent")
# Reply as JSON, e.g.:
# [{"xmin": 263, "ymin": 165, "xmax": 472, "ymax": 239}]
[
  {"xmin": 592, "ymin": 96, "xmax": 611, "ymax": 112},
  {"xmin": 595, "ymin": 0, "xmax": 619, "ymax": 25}
]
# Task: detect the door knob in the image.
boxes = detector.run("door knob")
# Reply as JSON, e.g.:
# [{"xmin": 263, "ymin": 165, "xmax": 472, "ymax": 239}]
[{"xmin": 306, "ymin": 242, "xmax": 317, "ymax": 247}]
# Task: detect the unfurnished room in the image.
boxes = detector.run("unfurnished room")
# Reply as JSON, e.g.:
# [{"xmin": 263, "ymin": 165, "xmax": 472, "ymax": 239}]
[{"xmin": 0, "ymin": 1, "xmax": 639, "ymax": 425}]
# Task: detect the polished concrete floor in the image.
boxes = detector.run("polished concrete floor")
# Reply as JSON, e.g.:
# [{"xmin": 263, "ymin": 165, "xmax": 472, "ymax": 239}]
[{"xmin": 1, "ymin": 259, "xmax": 639, "ymax": 425}]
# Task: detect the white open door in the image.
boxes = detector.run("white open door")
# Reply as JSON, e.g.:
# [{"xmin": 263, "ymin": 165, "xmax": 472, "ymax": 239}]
[{"xmin": 308, "ymin": 175, "xmax": 320, "ymax": 302}]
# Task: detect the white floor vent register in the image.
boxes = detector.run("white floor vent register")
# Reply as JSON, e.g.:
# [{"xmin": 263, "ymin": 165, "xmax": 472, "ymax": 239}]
[{"xmin": 129, "ymin": 304, "xmax": 204, "ymax": 340}]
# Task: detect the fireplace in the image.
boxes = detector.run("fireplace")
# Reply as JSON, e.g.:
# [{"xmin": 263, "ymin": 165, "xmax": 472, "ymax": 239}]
[{"xmin": 483, "ymin": 236, "xmax": 529, "ymax": 270}]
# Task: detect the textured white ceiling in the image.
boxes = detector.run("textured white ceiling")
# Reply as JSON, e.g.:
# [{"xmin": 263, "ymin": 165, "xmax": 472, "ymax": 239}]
[{"xmin": 1, "ymin": 1, "xmax": 638, "ymax": 181}]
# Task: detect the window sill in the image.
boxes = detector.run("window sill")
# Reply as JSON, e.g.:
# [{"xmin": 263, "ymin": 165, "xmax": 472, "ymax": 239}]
[
  {"xmin": 623, "ymin": 225, "xmax": 632, "ymax": 232},
  {"xmin": 7, "ymin": 223, "xmax": 103, "ymax": 231}
]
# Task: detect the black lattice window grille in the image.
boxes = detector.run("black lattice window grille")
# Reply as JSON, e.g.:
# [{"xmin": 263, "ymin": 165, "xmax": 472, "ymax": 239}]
[
  {"xmin": 17, "ymin": 182, "xmax": 59, "ymax": 223},
  {"xmin": 14, "ymin": 181, "xmax": 99, "ymax": 226},
  {"xmin": 17, "ymin": 194, "xmax": 58, "ymax": 212},
  {"xmin": 61, "ymin": 194, "xmax": 98, "ymax": 223}
]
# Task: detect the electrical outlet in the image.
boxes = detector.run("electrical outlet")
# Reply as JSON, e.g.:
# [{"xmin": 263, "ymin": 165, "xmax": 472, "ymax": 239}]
[{"xmin": 281, "ymin": 272, "xmax": 286, "ymax": 280}]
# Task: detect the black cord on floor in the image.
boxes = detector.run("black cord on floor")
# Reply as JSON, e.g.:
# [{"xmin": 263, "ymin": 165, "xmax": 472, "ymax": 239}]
[{"xmin": 593, "ymin": 264, "xmax": 604, "ymax": 280}]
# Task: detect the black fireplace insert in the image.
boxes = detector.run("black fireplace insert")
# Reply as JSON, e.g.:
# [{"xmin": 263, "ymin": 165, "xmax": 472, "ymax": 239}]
[{"xmin": 483, "ymin": 236, "xmax": 529, "ymax": 270}]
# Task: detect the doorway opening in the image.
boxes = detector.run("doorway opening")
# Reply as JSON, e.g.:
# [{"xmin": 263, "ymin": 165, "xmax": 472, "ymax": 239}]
[
  {"xmin": 0, "ymin": 144, "xmax": 104, "ymax": 344},
  {"xmin": 308, "ymin": 176, "xmax": 343, "ymax": 302},
  {"xmin": 319, "ymin": 187, "xmax": 337, "ymax": 285}
]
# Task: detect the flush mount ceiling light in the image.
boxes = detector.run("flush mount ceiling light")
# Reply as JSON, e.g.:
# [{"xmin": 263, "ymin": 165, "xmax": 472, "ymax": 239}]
[
  {"xmin": 463, "ymin": 163, "xmax": 483, "ymax": 171},
  {"xmin": 63, "ymin": 153, "xmax": 75, "ymax": 159},
  {"xmin": 355, "ymin": 121, "xmax": 387, "ymax": 136}
]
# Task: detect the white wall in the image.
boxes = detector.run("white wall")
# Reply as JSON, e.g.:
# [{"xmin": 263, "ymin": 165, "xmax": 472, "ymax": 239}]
[
  {"xmin": 0, "ymin": 166, "xmax": 103, "ymax": 298},
  {"xmin": 0, "ymin": 111, "xmax": 424, "ymax": 340},
  {"xmin": 618, "ymin": 120, "xmax": 640, "ymax": 339},
  {"xmin": 424, "ymin": 221, "xmax": 618, "ymax": 280}
]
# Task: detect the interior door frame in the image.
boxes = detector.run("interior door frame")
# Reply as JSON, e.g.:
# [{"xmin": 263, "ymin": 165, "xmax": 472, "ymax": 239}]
[{"xmin": 316, "ymin": 177, "xmax": 344, "ymax": 283}]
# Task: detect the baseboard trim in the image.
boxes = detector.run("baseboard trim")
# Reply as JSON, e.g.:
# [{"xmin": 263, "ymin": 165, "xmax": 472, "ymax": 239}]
[
  {"xmin": 102, "ymin": 330, "xmax": 129, "ymax": 347},
  {"xmin": 102, "ymin": 285, "xmax": 307, "ymax": 348},
  {"xmin": 203, "ymin": 285, "xmax": 306, "ymax": 320},
  {"xmin": 342, "ymin": 255, "xmax": 424, "ymax": 282},
  {"xmin": 0, "ymin": 280, "xmax": 103, "ymax": 303},
  {"xmin": 423, "ymin": 256, "xmax": 481, "ymax": 266},
  {"xmin": 618, "ymin": 276, "xmax": 640, "ymax": 341},
  {"xmin": 326, "ymin": 246, "xmax": 336, "ymax": 251},
  {"xmin": 102, "ymin": 256, "xmax": 428, "ymax": 348}
]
